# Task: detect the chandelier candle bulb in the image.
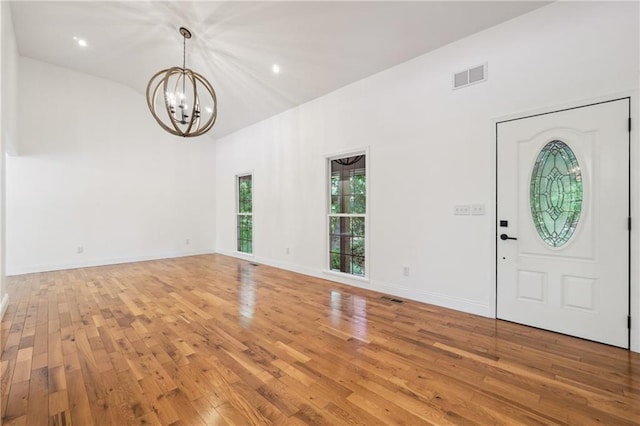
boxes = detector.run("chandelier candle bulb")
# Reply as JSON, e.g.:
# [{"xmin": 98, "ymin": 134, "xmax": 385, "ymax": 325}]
[{"xmin": 146, "ymin": 26, "xmax": 217, "ymax": 137}]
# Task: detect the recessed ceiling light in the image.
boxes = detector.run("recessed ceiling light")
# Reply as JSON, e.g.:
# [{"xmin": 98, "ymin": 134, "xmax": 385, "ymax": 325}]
[
  {"xmin": 272, "ymin": 64, "xmax": 280, "ymax": 74},
  {"xmin": 73, "ymin": 36, "xmax": 88, "ymax": 47}
]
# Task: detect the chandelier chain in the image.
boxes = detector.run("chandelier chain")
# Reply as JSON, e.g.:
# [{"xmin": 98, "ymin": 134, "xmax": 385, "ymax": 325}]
[
  {"xmin": 182, "ymin": 32, "xmax": 186, "ymax": 97},
  {"xmin": 182, "ymin": 32, "xmax": 186, "ymax": 70}
]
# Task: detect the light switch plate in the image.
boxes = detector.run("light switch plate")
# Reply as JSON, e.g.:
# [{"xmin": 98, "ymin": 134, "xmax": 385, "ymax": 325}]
[
  {"xmin": 471, "ymin": 204, "xmax": 485, "ymax": 215},
  {"xmin": 454, "ymin": 205, "xmax": 471, "ymax": 215}
]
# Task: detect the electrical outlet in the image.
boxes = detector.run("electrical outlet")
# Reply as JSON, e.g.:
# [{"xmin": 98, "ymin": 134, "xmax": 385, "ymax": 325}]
[
  {"xmin": 471, "ymin": 204, "xmax": 485, "ymax": 216},
  {"xmin": 403, "ymin": 266, "xmax": 410, "ymax": 277},
  {"xmin": 77, "ymin": 246, "xmax": 84, "ymax": 254},
  {"xmin": 454, "ymin": 205, "xmax": 471, "ymax": 215},
  {"xmin": 286, "ymin": 247, "xmax": 290, "ymax": 255},
  {"xmin": 185, "ymin": 239, "xmax": 190, "ymax": 245}
]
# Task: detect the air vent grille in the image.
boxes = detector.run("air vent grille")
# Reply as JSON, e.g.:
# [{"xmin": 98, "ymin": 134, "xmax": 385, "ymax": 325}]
[
  {"xmin": 453, "ymin": 63, "xmax": 487, "ymax": 89},
  {"xmin": 381, "ymin": 296, "xmax": 404, "ymax": 304},
  {"xmin": 454, "ymin": 71, "xmax": 468, "ymax": 88}
]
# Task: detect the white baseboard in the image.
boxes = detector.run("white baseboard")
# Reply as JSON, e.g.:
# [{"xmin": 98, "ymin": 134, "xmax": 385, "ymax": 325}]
[
  {"xmin": 370, "ymin": 280, "xmax": 492, "ymax": 317},
  {"xmin": 216, "ymin": 249, "xmax": 321, "ymax": 279},
  {"xmin": 1, "ymin": 293, "xmax": 9, "ymax": 320},
  {"xmin": 216, "ymin": 250, "xmax": 492, "ymax": 318},
  {"xmin": 6, "ymin": 250, "xmax": 216, "ymax": 276}
]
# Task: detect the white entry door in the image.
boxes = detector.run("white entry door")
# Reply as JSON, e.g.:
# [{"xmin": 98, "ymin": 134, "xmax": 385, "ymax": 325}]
[{"xmin": 497, "ymin": 99, "xmax": 630, "ymax": 348}]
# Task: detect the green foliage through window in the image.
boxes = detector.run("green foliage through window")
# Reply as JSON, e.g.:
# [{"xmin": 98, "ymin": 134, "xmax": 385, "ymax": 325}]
[
  {"xmin": 237, "ymin": 215, "xmax": 253, "ymax": 254},
  {"xmin": 329, "ymin": 155, "xmax": 366, "ymax": 276},
  {"xmin": 329, "ymin": 217, "xmax": 365, "ymax": 275},
  {"xmin": 237, "ymin": 175, "xmax": 253, "ymax": 254},
  {"xmin": 238, "ymin": 176, "xmax": 252, "ymax": 214}
]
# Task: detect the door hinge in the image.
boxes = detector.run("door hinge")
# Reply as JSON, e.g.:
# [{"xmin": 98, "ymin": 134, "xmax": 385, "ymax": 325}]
[
  {"xmin": 629, "ymin": 217, "xmax": 632, "ymax": 231},
  {"xmin": 628, "ymin": 316, "xmax": 632, "ymax": 329},
  {"xmin": 629, "ymin": 117, "xmax": 632, "ymax": 132}
]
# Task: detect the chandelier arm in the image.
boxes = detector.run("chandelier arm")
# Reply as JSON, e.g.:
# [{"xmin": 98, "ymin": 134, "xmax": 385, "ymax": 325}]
[
  {"xmin": 192, "ymin": 91, "xmax": 201, "ymax": 133},
  {"xmin": 191, "ymin": 72, "xmax": 217, "ymax": 136},
  {"xmin": 155, "ymin": 81, "xmax": 181, "ymax": 136},
  {"xmin": 146, "ymin": 69, "xmax": 168, "ymax": 119},
  {"xmin": 172, "ymin": 70, "xmax": 186, "ymax": 126},
  {"xmin": 183, "ymin": 71, "xmax": 198, "ymax": 136},
  {"xmin": 196, "ymin": 92, "xmax": 202, "ymax": 125},
  {"xmin": 163, "ymin": 68, "xmax": 187, "ymax": 136},
  {"xmin": 147, "ymin": 68, "xmax": 181, "ymax": 137}
]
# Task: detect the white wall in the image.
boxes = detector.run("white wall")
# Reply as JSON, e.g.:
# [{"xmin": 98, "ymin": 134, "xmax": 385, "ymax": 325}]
[
  {"xmin": 2, "ymin": 2, "xmax": 18, "ymax": 157},
  {"xmin": 6, "ymin": 58, "xmax": 217, "ymax": 275},
  {"xmin": 1, "ymin": 1, "xmax": 19, "ymax": 318},
  {"xmin": 215, "ymin": 2, "xmax": 640, "ymax": 349}
]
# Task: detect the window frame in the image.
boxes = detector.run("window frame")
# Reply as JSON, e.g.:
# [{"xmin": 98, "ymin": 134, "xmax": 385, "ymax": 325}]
[
  {"xmin": 325, "ymin": 148, "xmax": 370, "ymax": 281},
  {"xmin": 236, "ymin": 172, "xmax": 254, "ymax": 255}
]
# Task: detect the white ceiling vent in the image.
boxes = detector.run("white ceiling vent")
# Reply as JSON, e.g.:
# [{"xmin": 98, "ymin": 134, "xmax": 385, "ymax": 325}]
[{"xmin": 453, "ymin": 63, "xmax": 487, "ymax": 90}]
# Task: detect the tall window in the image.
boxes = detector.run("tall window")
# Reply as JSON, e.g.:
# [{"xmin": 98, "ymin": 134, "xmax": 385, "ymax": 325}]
[
  {"xmin": 329, "ymin": 154, "xmax": 366, "ymax": 276},
  {"xmin": 237, "ymin": 174, "xmax": 253, "ymax": 254}
]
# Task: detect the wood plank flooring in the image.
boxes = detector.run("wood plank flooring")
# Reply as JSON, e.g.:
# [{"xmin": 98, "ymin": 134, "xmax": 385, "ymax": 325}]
[{"xmin": 1, "ymin": 254, "xmax": 639, "ymax": 425}]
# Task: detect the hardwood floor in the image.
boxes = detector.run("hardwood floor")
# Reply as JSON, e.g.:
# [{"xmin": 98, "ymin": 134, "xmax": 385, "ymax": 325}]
[{"xmin": 1, "ymin": 254, "xmax": 639, "ymax": 425}]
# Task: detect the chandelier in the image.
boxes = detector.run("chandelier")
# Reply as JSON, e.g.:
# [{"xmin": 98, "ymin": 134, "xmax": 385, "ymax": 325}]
[{"xmin": 146, "ymin": 27, "xmax": 217, "ymax": 137}]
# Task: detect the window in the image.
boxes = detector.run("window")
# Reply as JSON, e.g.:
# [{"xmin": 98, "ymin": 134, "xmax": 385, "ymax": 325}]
[
  {"xmin": 530, "ymin": 140, "xmax": 583, "ymax": 247},
  {"xmin": 329, "ymin": 154, "xmax": 366, "ymax": 276},
  {"xmin": 237, "ymin": 174, "xmax": 253, "ymax": 254}
]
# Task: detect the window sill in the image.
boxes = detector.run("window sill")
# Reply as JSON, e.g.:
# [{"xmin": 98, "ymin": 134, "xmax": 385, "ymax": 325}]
[
  {"xmin": 235, "ymin": 251, "xmax": 254, "ymax": 258},
  {"xmin": 323, "ymin": 269, "xmax": 369, "ymax": 283}
]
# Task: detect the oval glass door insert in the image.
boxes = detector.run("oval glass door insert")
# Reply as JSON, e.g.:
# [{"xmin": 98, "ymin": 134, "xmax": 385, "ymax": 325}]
[{"xmin": 530, "ymin": 140, "xmax": 583, "ymax": 247}]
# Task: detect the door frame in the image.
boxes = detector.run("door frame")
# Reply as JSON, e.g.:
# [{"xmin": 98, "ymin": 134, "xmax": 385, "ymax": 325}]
[{"xmin": 492, "ymin": 93, "xmax": 638, "ymax": 351}]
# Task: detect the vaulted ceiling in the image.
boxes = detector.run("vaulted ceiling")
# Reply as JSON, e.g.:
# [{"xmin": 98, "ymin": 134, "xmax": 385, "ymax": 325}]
[{"xmin": 10, "ymin": 1, "xmax": 549, "ymax": 139}]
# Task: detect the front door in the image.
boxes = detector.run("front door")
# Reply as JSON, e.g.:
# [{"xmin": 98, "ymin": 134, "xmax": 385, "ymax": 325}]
[{"xmin": 496, "ymin": 98, "xmax": 630, "ymax": 348}]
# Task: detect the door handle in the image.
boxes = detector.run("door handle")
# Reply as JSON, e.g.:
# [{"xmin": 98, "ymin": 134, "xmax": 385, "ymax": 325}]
[{"xmin": 500, "ymin": 233, "xmax": 517, "ymax": 241}]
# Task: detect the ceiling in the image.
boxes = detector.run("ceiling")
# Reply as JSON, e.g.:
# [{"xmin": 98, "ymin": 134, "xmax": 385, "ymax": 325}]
[{"xmin": 10, "ymin": 1, "xmax": 549, "ymax": 139}]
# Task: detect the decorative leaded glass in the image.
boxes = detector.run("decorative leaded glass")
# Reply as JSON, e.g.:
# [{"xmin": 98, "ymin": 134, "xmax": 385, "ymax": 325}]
[{"xmin": 530, "ymin": 140, "xmax": 583, "ymax": 247}]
